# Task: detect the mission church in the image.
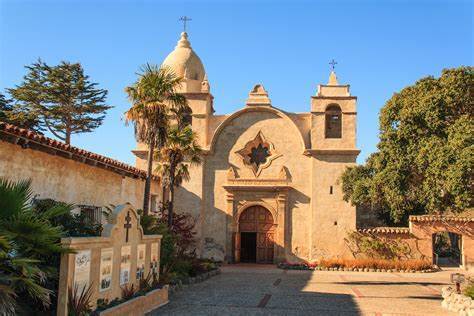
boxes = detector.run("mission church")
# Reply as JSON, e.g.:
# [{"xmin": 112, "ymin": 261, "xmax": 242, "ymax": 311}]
[{"xmin": 133, "ymin": 31, "xmax": 360, "ymax": 264}]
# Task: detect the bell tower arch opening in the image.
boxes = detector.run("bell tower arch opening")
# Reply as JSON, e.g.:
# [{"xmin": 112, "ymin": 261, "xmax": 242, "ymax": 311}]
[{"xmin": 237, "ymin": 205, "xmax": 275, "ymax": 263}]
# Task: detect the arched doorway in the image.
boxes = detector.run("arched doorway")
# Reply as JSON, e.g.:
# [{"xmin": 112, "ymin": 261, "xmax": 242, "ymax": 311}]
[
  {"xmin": 237, "ymin": 205, "xmax": 275, "ymax": 263},
  {"xmin": 432, "ymin": 232, "xmax": 462, "ymax": 267}
]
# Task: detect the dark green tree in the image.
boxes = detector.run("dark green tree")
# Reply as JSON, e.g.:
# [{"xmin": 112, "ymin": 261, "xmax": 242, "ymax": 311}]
[
  {"xmin": 341, "ymin": 67, "xmax": 473, "ymax": 224},
  {"xmin": 0, "ymin": 92, "xmax": 43, "ymax": 132},
  {"xmin": 8, "ymin": 59, "xmax": 112, "ymax": 144}
]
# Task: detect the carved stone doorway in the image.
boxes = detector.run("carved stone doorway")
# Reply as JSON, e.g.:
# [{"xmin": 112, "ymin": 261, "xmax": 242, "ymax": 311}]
[{"xmin": 236, "ymin": 205, "xmax": 275, "ymax": 263}]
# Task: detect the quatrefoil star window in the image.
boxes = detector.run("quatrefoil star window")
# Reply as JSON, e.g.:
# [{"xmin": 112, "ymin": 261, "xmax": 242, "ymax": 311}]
[{"xmin": 236, "ymin": 131, "xmax": 281, "ymax": 176}]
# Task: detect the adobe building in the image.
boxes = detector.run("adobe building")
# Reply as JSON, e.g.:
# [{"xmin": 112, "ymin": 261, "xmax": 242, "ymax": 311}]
[
  {"xmin": 0, "ymin": 123, "xmax": 161, "ymax": 216},
  {"xmin": 133, "ymin": 32, "xmax": 360, "ymax": 263}
]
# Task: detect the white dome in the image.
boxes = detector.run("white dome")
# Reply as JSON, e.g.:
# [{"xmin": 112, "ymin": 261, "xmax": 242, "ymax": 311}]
[{"xmin": 161, "ymin": 32, "xmax": 206, "ymax": 82}]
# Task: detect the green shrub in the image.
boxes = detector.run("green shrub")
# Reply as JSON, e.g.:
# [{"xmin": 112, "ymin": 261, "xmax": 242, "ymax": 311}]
[
  {"xmin": 172, "ymin": 259, "xmax": 193, "ymax": 278},
  {"xmin": 464, "ymin": 280, "xmax": 474, "ymax": 299}
]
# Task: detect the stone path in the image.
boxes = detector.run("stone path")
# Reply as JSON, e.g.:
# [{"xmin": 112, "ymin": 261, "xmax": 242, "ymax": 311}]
[{"xmin": 150, "ymin": 264, "xmax": 463, "ymax": 315}]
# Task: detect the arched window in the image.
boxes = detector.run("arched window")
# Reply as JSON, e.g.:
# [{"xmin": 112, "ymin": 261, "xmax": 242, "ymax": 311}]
[{"xmin": 325, "ymin": 104, "xmax": 342, "ymax": 138}]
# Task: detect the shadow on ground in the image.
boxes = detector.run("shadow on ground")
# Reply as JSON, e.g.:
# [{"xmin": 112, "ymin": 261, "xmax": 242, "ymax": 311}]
[{"xmin": 150, "ymin": 264, "xmax": 361, "ymax": 315}]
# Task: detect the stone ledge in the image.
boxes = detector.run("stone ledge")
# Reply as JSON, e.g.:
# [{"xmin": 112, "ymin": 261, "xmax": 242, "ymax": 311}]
[
  {"xmin": 97, "ymin": 285, "xmax": 169, "ymax": 316},
  {"xmin": 441, "ymin": 286, "xmax": 473, "ymax": 315},
  {"xmin": 278, "ymin": 263, "xmax": 438, "ymax": 273}
]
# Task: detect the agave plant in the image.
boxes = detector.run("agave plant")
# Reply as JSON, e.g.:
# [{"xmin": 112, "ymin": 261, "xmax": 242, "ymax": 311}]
[
  {"xmin": 120, "ymin": 283, "xmax": 137, "ymax": 300},
  {"xmin": 0, "ymin": 178, "xmax": 72, "ymax": 314},
  {"xmin": 68, "ymin": 283, "xmax": 93, "ymax": 316}
]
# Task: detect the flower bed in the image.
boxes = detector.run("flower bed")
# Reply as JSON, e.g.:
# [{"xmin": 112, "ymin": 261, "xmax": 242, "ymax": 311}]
[
  {"xmin": 95, "ymin": 285, "xmax": 168, "ymax": 316},
  {"xmin": 278, "ymin": 258, "xmax": 438, "ymax": 273}
]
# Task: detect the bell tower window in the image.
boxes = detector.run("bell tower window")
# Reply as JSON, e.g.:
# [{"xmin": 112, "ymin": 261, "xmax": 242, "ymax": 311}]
[{"xmin": 325, "ymin": 104, "xmax": 342, "ymax": 138}]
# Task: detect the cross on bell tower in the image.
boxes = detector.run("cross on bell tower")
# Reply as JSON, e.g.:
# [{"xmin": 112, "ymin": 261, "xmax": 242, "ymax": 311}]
[{"xmin": 179, "ymin": 16, "xmax": 192, "ymax": 32}]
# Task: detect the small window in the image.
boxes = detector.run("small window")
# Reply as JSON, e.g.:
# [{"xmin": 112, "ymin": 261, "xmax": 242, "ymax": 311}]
[
  {"xmin": 78, "ymin": 204, "xmax": 103, "ymax": 224},
  {"xmin": 330, "ymin": 186, "xmax": 333, "ymax": 194},
  {"xmin": 325, "ymin": 104, "xmax": 342, "ymax": 138}
]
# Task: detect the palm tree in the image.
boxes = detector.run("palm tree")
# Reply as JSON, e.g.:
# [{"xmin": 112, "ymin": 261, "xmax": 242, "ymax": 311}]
[
  {"xmin": 125, "ymin": 64, "xmax": 188, "ymax": 215},
  {"xmin": 0, "ymin": 178, "xmax": 71, "ymax": 315},
  {"xmin": 156, "ymin": 125, "xmax": 202, "ymax": 226}
]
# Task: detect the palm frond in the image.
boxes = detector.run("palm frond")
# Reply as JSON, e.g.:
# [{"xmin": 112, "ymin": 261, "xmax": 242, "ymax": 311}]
[{"xmin": 0, "ymin": 178, "xmax": 33, "ymax": 219}]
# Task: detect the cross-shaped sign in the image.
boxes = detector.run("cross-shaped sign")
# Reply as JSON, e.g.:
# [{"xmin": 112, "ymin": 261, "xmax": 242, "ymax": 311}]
[
  {"xmin": 124, "ymin": 211, "xmax": 132, "ymax": 243},
  {"xmin": 179, "ymin": 16, "xmax": 192, "ymax": 32},
  {"xmin": 329, "ymin": 59, "xmax": 338, "ymax": 71}
]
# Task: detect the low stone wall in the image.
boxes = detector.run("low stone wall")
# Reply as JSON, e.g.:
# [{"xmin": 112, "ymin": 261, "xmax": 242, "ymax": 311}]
[
  {"xmin": 353, "ymin": 215, "xmax": 474, "ymax": 271},
  {"xmin": 169, "ymin": 269, "xmax": 221, "ymax": 294},
  {"xmin": 98, "ymin": 286, "xmax": 168, "ymax": 316},
  {"xmin": 441, "ymin": 286, "xmax": 473, "ymax": 316}
]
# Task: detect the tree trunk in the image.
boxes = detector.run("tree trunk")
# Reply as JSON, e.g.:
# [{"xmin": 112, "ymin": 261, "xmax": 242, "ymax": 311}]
[
  {"xmin": 168, "ymin": 170, "xmax": 175, "ymax": 227},
  {"xmin": 65, "ymin": 132, "xmax": 71, "ymax": 145},
  {"xmin": 143, "ymin": 139, "xmax": 155, "ymax": 216},
  {"xmin": 65, "ymin": 123, "xmax": 71, "ymax": 144},
  {"xmin": 161, "ymin": 184, "xmax": 167, "ymax": 210}
]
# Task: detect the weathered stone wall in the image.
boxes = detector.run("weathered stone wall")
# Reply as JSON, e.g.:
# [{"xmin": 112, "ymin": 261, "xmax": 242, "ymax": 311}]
[
  {"xmin": 354, "ymin": 216, "xmax": 474, "ymax": 271},
  {"xmin": 0, "ymin": 141, "xmax": 159, "ymax": 209},
  {"xmin": 410, "ymin": 217, "xmax": 474, "ymax": 270}
]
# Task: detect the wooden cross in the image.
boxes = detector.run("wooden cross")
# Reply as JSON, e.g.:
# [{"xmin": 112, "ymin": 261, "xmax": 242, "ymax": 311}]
[
  {"xmin": 329, "ymin": 59, "xmax": 338, "ymax": 71},
  {"xmin": 179, "ymin": 16, "xmax": 192, "ymax": 32},
  {"xmin": 124, "ymin": 211, "xmax": 132, "ymax": 243}
]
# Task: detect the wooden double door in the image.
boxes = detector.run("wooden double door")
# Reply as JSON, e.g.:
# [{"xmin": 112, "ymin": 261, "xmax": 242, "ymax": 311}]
[{"xmin": 236, "ymin": 206, "xmax": 275, "ymax": 263}]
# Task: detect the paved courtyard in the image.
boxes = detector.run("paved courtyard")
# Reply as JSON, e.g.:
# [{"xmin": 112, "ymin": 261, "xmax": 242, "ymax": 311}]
[{"xmin": 151, "ymin": 264, "xmax": 463, "ymax": 315}]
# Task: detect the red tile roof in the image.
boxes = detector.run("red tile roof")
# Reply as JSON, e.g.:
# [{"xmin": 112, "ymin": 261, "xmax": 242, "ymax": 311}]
[
  {"xmin": 0, "ymin": 122, "xmax": 159, "ymax": 181},
  {"xmin": 357, "ymin": 227, "xmax": 411, "ymax": 234},
  {"xmin": 409, "ymin": 215, "xmax": 473, "ymax": 222}
]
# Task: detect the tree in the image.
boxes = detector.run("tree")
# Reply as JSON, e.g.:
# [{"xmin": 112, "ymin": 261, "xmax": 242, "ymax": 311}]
[
  {"xmin": 341, "ymin": 67, "xmax": 473, "ymax": 224},
  {"xmin": 0, "ymin": 92, "xmax": 43, "ymax": 132},
  {"xmin": 8, "ymin": 59, "xmax": 111, "ymax": 144},
  {"xmin": 0, "ymin": 178, "xmax": 72, "ymax": 315},
  {"xmin": 156, "ymin": 126, "xmax": 202, "ymax": 227},
  {"xmin": 125, "ymin": 64, "xmax": 188, "ymax": 215}
]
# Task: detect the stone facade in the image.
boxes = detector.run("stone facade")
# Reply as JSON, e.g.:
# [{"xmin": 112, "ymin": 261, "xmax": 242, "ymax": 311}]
[{"xmin": 134, "ymin": 32, "xmax": 360, "ymax": 263}]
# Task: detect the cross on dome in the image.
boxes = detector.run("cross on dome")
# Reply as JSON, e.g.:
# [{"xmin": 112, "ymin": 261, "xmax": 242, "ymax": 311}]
[{"xmin": 179, "ymin": 16, "xmax": 192, "ymax": 32}]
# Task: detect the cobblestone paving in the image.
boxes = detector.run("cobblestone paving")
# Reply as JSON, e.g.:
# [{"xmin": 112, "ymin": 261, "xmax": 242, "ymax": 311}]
[{"xmin": 150, "ymin": 264, "xmax": 463, "ymax": 315}]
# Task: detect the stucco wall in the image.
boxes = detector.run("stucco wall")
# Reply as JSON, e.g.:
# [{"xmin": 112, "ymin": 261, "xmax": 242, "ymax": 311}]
[
  {"xmin": 0, "ymin": 141, "xmax": 158, "ymax": 209},
  {"xmin": 310, "ymin": 153, "xmax": 357, "ymax": 260}
]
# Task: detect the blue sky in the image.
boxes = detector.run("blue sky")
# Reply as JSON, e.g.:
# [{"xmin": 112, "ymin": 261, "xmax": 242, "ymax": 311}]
[{"xmin": 1, "ymin": 0, "xmax": 472, "ymax": 165}]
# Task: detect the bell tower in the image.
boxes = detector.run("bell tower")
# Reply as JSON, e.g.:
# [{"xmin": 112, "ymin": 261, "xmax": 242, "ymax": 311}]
[
  {"xmin": 310, "ymin": 70, "xmax": 357, "ymax": 152},
  {"xmin": 160, "ymin": 31, "xmax": 214, "ymax": 147},
  {"xmin": 308, "ymin": 69, "xmax": 359, "ymax": 261}
]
